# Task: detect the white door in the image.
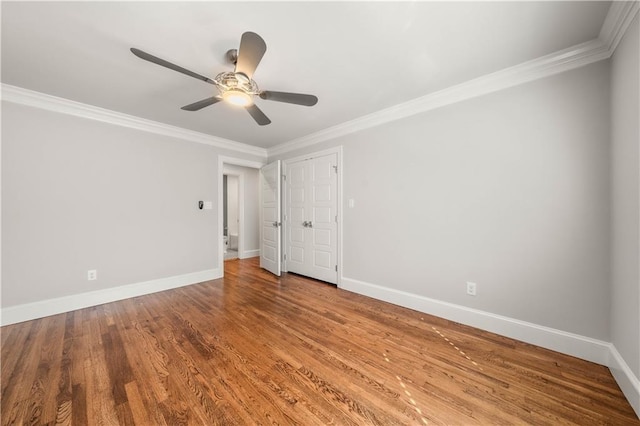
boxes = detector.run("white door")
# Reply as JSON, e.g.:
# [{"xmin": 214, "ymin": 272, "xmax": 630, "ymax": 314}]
[
  {"xmin": 286, "ymin": 153, "xmax": 338, "ymax": 284},
  {"xmin": 260, "ymin": 160, "xmax": 281, "ymax": 276}
]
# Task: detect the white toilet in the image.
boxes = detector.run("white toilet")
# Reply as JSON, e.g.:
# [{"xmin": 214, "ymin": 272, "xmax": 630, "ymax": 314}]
[{"xmin": 228, "ymin": 233, "xmax": 238, "ymax": 251}]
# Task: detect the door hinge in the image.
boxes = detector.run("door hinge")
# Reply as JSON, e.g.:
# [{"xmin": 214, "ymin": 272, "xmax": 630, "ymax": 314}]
[
  {"xmin": 333, "ymin": 165, "xmax": 338, "ymax": 173},
  {"xmin": 335, "ymin": 215, "xmax": 338, "ymax": 223},
  {"xmin": 335, "ymin": 265, "xmax": 338, "ymax": 272},
  {"xmin": 284, "ymin": 253, "xmax": 287, "ymax": 261},
  {"xmin": 282, "ymin": 174, "xmax": 287, "ymax": 181}
]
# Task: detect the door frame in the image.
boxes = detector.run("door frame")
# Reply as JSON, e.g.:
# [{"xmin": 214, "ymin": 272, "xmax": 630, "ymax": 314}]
[
  {"xmin": 282, "ymin": 146, "xmax": 343, "ymax": 286},
  {"xmin": 218, "ymin": 156, "xmax": 265, "ymax": 275}
]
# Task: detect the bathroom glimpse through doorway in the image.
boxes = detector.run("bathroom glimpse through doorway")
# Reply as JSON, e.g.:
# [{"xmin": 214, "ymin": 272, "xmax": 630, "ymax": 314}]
[
  {"xmin": 218, "ymin": 156, "xmax": 264, "ymax": 276},
  {"xmin": 223, "ymin": 174, "xmax": 240, "ymax": 260}
]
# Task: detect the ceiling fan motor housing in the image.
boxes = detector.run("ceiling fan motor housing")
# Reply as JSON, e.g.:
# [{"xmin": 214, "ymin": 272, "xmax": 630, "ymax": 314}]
[{"xmin": 226, "ymin": 49, "xmax": 238, "ymax": 65}]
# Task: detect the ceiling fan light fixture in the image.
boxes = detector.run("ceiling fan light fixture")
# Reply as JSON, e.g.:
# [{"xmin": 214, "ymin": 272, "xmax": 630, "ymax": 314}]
[
  {"xmin": 222, "ymin": 88, "xmax": 253, "ymax": 107},
  {"xmin": 131, "ymin": 32, "xmax": 317, "ymax": 125}
]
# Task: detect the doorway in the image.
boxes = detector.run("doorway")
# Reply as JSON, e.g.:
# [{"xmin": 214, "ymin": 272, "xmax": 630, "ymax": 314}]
[
  {"xmin": 223, "ymin": 174, "xmax": 240, "ymax": 260},
  {"xmin": 218, "ymin": 156, "xmax": 265, "ymax": 274}
]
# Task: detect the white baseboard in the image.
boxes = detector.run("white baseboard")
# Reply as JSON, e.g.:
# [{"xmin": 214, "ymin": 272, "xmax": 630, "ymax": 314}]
[
  {"xmin": 340, "ymin": 276, "xmax": 611, "ymax": 364},
  {"xmin": 609, "ymin": 345, "xmax": 640, "ymax": 417},
  {"xmin": 240, "ymin": 249, "xmax": 260, "ymax": 259},
  {"xmin": 0, "ymin": 268, "xmax": 222, "ymax": 326},
  {"xmin": 340, "ymin": 276, "xmax": 640, "ymax": 416}
]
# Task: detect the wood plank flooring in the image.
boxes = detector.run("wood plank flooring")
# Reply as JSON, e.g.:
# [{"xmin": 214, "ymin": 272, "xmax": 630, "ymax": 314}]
[{"xmin": 2, "ymin": 257, "xmax": 638, "ymax": 425}]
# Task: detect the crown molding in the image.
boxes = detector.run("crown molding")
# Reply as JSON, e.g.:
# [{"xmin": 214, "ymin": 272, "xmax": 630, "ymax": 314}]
[
  {"xmin": 269, "ymin": 2, "xmax": 639, "ymax": 158},
  {"xmin": 599, "ymin": 0, "xmax": 640, "ymax": 54},
  {"xmin": 1, "ymin": 84, "xmax": 268, "ymax": 159},
  {"xmin": 4, "ymin": 2, "xmax": 637, "ymax": 161},
  {"xmin": 268, "ymin": 38, "xmax": 609, "ymax": 157}
]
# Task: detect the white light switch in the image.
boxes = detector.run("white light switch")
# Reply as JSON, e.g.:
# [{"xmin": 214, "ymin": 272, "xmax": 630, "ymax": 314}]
[
  {"xmin": 204, "ymin": 201, "xmax": 213, "ymax": 210},
  {"xmin": 348, "ymin": 199, "xmax": 355, "ymax": 208}
]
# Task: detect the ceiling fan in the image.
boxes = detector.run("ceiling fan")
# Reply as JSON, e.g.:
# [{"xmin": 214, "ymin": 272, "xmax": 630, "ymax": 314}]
[{"xmin": 130, "ymin": 32, "xmax": 318, "ymax": 126}]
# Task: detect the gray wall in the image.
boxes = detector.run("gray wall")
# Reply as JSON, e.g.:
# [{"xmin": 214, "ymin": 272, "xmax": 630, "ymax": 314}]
[
  {"xmin": 272, "ymin": 60, "xmax": 612, "ymax": 341},
  {"xmin": 610, "ymin": 15, "xmax": 639, "ymax": 378},
  {"xmin": 241, "ymin": 167, "xmax": 260, "ymax": 254},
  {"xmin": 1, "ymin": 101, "xmax": 259, "ymax": 308},
  {"xmin": 225, "ymin": 175, "xmax": 239, "ymax": 235}
]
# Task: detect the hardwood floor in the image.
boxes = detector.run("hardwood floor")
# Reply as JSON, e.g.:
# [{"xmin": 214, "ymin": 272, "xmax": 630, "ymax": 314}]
[{"xmin": 2, "ymin": 257, "xmax": 638, "ymax": 425}]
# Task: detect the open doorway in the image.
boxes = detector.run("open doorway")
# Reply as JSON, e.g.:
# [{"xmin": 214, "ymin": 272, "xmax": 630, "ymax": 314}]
[
  {"xmin": 218, "ymin": 156, "xmax": 265, "ymax": 274},
  {"xmin": 223, "ymin": 174, "xmax": 240, "ymax": 260}
]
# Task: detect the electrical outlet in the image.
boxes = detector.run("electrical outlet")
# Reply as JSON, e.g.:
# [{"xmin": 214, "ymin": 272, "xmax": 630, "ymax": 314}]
[
  {"xmin": 466, "ymin": 281, "xmax": 477, "ymax": 296},
  {"xmin": 88, "ymin": 270, "xmax": 97, "ymax": 281}
]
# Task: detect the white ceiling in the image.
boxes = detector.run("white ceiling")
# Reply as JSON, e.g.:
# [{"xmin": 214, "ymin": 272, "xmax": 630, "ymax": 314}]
[{"xmin": 1, "ymin": 1, "xmax": 611, "ymax": 149}]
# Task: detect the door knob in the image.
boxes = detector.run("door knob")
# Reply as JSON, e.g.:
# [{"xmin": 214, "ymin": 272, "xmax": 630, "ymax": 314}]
[
  {"xmin": 272, "ymin": 221, "xmax": 281, "ymax": 227},
  {"xmin": 307, "ymin": 221, "xmax": 313, "ymax": 228},
  {"xmin": 302, "ymin": 221, "xmax": 309, "ymax": 227}
]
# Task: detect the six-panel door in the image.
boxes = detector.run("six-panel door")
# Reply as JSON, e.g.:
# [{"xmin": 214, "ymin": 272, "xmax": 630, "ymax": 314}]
[{"xmin": 286, "ymin": 153, "xmax": 337, "ymax": 284}]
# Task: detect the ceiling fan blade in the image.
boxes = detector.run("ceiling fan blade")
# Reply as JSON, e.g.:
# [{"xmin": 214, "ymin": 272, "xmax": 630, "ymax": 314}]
[
  {"xmin": 259, "ymin": 91, "xmax": 318, "ymax": 106},
  {"xmin": 245, "ymin": 104, "xmax": 271, "ymax": 126},
  {"xmin": 131, "ymin": 48, "xmax": 215, "ymax": 85},
  {"xmin": 234, "ymin": 32, "xmax": 266, "ymax": 79},
  {"xmin": 181, "ymin": 97, "xmax": 221, "ymax": 111}
]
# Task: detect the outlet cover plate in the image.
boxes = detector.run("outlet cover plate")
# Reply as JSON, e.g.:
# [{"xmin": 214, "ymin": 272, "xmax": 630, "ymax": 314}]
[{"xmin": 466, "ymin": 281, "xmax": 477, "ymax": 296}]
